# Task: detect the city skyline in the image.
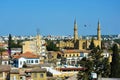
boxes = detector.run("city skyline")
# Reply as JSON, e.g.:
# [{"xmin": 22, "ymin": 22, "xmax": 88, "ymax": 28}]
[{"xmin": 0, "ymin": 0, "xmax": 120, "ymax": 36}]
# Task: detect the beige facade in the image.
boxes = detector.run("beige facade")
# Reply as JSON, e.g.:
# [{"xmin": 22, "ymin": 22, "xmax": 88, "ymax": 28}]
[
  {"xmin": 22, "ymin": 34, "xmax": 46, "ymax": 55},
  {"xmin": 23, "ymin": 40, "xmax": 36, "ymax": 53},
  {"xmin": 31, "ymin": 72, "xmax": 47, "ymax": 80},
  {"xmin": 0, "ymin": 65, "xmax": 10, "ymax": 80},
  {"xmin": 57, "ymin": 19, "xmax": 101, "ymax": 50}
]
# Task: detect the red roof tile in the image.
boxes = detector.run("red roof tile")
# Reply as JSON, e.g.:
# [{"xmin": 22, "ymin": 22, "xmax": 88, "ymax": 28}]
[
  {"xmin": 13, "ymin": 52, "xmax": 39, "ymax": 59},
  {"xmin": 2, "ymin": 51, "xmax": 9, "ymax": 56},
  {"xmin": 62, "ymin": 49, "xmax": 91, "ymax": 53}
]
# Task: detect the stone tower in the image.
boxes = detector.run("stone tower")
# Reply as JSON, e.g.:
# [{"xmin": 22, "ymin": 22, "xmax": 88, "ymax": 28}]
[
  {"xmin": 36, "ymin": 29, "xmax": 41, "ymax": 55},
  {"xmin": 97, "ymin": 20, "xmax": 101, "ymax": 40},
  {"xmin": 97, "ymin": 20, "xmax": 101, "ymax": 48},
  {"xmin": 74, "ymin": 19, "xmax": 78, "ymax": 42}
]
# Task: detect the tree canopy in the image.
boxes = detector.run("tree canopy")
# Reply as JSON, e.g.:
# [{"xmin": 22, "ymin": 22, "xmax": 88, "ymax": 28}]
[
  {"xmin": 77, "ymin": 47, "xmax": 110, "ymax": 79},
  {"xmin": 46, "ymin": 40, "xmax": 59, "ymax": 51},
  {"xmin": 110, "ymin": 44, "xmax": 120, "ymax": 78},
  {"xmin": 89, "ymin": 38, "xmax": 95, "ymax": 50}
]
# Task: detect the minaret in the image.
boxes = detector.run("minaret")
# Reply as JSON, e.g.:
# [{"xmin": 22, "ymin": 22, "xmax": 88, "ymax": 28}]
[
  {"xmin": 36, "ymin": 28, "xmax": 41, "ymax": 55},
  {"xmin": 74, "ymin": 19, "xmax": 78, "ymax": 42},
  {"xmin": 97, "ymin": 20, "xmax": 101, "ymax": 40},
  {"xmin": 97, "ymin": 20, "xmax": 101, "ymax": 48}
]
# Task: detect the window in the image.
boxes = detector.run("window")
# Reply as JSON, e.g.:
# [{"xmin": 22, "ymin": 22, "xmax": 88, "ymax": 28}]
[
  {"xmin": 0, "ymin": 72, "xmax": 3, "ymax": 77},
  {"xmin": 20, "ymin": 77, "xmax": 22, "ymax": 79},
  {"xmin": 73, "ymin": 54, "xmax": 75, "ymax": 57},
  {"xmin": 34, "ymin": 73, "xmax": 37, "ymax": 78},
  {"xmin": 14, "ymin": 75, "xmax": 16, "ymax": 80},
  {"xmin": 27, "ymin": 60, "xmax": 29, "ymax": 63},
  {"xmin": 77, "ymin": 54, "xmax": 79, "ymax": 57},
  {"xmin": 40, "ymin": 73, "xmax": 43, "ymax": 78},
  {"xmin": 4, "ymin": 61, "xmax": 7, "ymax": 64},
  {"xmin": 66, "ymin": 55, "xmax": 67, "ymax": 57},
  {"xmin": 31, "ymin": 60, "xmax": 33, "ymax": 63},
  {"xmin": 29, "ymin": 60, "xmax": 30, "ymax": 63},
  {"xmin": 35, "ymin": 60, "xmax": 38, "ymax": 63},
  {"xmin": 80, "ymin": 53, "xmax": 84, "ymax": 57}
]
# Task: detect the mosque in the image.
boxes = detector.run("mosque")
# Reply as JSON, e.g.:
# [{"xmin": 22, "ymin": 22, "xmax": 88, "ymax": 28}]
[{"xmin": 56, "ymin": 19, "xmax": 101, "ymax": 50}]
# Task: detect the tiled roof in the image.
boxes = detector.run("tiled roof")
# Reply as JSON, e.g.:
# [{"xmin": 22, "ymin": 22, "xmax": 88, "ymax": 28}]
[
  {"xmin": 13, "ymin": 52, "xmax": 39, "ymax": 59},
  {"xmin": 10, "ymin": 69, "xmax": 19, "ymax": 74},
  {"xmin": 0, "ymin": 65, "xmax": 10, "ymax": 72},
  {"xmin": 2, "ymin": 51, "xmax": 9, "ymax": 56},
  {"xmin": 0, "ymin": 43, "xmax": 7, "ymax": 47},
  {"xmin": 30, "ymin": 68, "xmax": 46, "ymax": 73},
  {"xmin": 62, "ymin": 49, "xmax": 91, "ymax": 53},
  {"xmin": 48, "ymin": 51, "xmax": 62, "ymax": 54},
  {"xmin": 13, "ymin": 55, "xmax": 21, "ymax": 59},
  {"xmin": 21, "ymin": 52, "xmax": 39, "ymax": 58}
]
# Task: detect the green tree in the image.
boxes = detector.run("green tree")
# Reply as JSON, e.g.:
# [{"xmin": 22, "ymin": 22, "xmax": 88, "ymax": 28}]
[
  {"xmin": 77, "ymin": 70, "xmax": 87, "ymax": 80},
  {"xmin": 46, "ymin": 40, "xmax": 59, "ymax": 51},
  {"xmin": 8, "ymin": 34, "xmax": 12, "ymax": 54},
  {"xmin": 8, "ymin": 34, "xmax": 22, "ymax": 49},
  {"xmin": 114, "ymin": 39, "xmax": 120, "ymax": 44},
  {"xmin": 90, "ymin": 47, "xmax": 103, "ymax": 77},
  {"xmin": 110, "ymin": 44, "xmax": 120, "ymax": 78},
  {"xmin": 77, "ymin": 47, "xmax": 105, "ymax": 79},
  {"xmin": 101, "ymin": 58, "xmax": 110, "ymax": 77},
  {"xmin": 77, "ymin": 57, "xmax": 93, "ymax": 80},
  {"xmin": 89, "ymin": 38, "xmax": 95, "ymax": 50}
]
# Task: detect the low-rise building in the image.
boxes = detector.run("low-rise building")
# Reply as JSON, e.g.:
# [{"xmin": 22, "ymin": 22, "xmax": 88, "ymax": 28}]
[
  {"xmin": 1, "ymin": 51, "xmax": 9, "ymax": 65},
  {"xmin": 60, "ymin": 49, "xmax": 90, "ymax": 66},
  {"xmin": 0, "ymin": 65, "xmax": 10, "ymax": 80},
  {"xmin": 13, "ymin": 52, "xmax": 40, "ymax": 68},
  {"xmin": 10, "ymin": 69, "xmax": 20, "ymax": 80},
  {"xmin": 22, "ymin": 34, "xmax": 46, "ymax": 56}
]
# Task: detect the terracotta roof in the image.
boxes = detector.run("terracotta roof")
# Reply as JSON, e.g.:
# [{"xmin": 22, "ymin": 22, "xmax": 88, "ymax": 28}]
[
  {"xmin": 0, "ymin": 43, "xmax": 7, "ymax": 47},
  {"xmin": 21, "ymin": 52, "xmax": 39, "ymax": 59},
  {"xmin": 30, "ymin": 68, "xmax": 46, "ymax": 73},
  {"xmin": 13, "ymin": 55, "xmax": 21, "ymax": 59},
  {"xmin": 62, "ymin": 49, "xmax": 91, "ymax": 53},
  {"xmin": 2, "ymin": 51, "xmax": 9, "ymax": 56},
  {"xmin": 48, "ymin": 51, "xmax": 62, "ymax": 54},
  {"xmin": 13, "ymin": 52, "xmax": 39, "ymax": 59},
  {"xmin": 0, "ymin": 65, "xmax": 10, "ymax": 72}
]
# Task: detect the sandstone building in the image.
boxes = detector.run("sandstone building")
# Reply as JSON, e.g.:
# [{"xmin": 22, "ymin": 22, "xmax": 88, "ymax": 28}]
[{"xmin": 57, "ymin": 19, "xmax": 101, "ymax": 50}]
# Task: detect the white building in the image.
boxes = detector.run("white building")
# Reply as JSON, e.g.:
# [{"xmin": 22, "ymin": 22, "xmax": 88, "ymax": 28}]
[{"xmin": 13, "ymin": 52, "xmax": 40, "ymax": 68}]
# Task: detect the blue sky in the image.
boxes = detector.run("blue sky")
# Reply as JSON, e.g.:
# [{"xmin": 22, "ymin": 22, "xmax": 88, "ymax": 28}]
[{"xmin": 0, "ymin": 0, "xmax": 120, "ymax": 36}]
